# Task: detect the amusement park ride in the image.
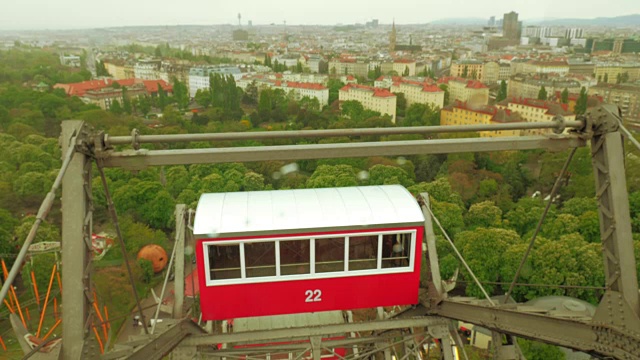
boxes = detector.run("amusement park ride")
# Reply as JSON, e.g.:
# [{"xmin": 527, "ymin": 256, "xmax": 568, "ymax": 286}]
[{"xmin": 0, "ymin": 104, "xmax": 639, "ymax": 359}]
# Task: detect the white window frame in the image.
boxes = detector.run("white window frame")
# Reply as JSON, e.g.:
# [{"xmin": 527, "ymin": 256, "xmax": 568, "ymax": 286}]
[{"xmin": 202, "ymin": 229, "xmax": 417, "ymax": 287}]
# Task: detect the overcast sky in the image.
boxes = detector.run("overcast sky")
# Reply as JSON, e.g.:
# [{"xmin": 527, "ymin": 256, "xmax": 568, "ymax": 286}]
[{"xmin": 1, "ymin": 0, "xmax": 639, "ymax": 30}]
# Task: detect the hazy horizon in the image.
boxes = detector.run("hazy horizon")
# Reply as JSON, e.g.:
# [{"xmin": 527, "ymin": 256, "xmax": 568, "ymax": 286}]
[{"xmin": 2, "ymin": 0, "xmax": 640, "ymax": 31}]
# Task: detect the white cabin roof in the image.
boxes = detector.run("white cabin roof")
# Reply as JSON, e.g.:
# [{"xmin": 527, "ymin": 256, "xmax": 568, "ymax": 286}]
[{"xmin": 193, "ymin": 185, "xmax": 424, "ymax": 238}]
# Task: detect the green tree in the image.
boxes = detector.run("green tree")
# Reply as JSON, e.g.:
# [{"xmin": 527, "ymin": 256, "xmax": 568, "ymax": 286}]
[
  {"xmin": 327, "ymin": 79, "xmax": 345, "ymax": 105},
  {"xmin": 456, "ymin": 228, "xmax": 522, "ymax": 297},
  {"xmin": 603, "ymin": 73, "xmax": 609, "ymax": 83},
  {"xmin": 574, "ymin": 87, "xmax": 588, "ymax": 115},
  {"xmin": 157, "ymin": 83, "xmax": 168, "ymax": 110},
  {"xmin": 560, "ymin": 197, "xmax": 597, "ymax": 217},
  {"xmin": 439, "ymin": 84, "xmax": 450, "ymax": 106},
  {"xmin": 242, "ymin": 81, "xmax": 259, "ymax": 105},
  {"xmin": 96, "ymin": 60, "xmax": 110, "ymax": 77},
  {"xmin": 496, "ymin": 80, "xmax": 508, "ymax": 102},
  {"xmin": 138, "ymin": 259, "xmax": 154, "ymax": 283},
  {"xmin": 368, "ymin": 165, "xmax": 414, "ymax": 187},
  {"xmin": 243, "ymin": 172, "xmax": 265, "ymax": 191},
  {"xmin": 537, "ymin": 86, "xmax": 548, "ymax": 100},
  {"xmin": 461, "ymin": 65, "xmax": 468, "ymax": 78},
  {"xmin": 403, "ymin": 66, "xmax": 410, "ymax": 76},
  {"xmin": 138, "ymin": 96, "xmax": 151, "ymax": 116},
  {"xmin": 306, "ymin": 165, "xmax": 359, "ymax": 188},
  {"xmin": 395, "ymin": 92, "xmax": 407, "ymax": 118},
  {"xmin": 470, "ymin": 69, "xmax": 477, "ymax": 80},
  {"xmin": 173, "ymin": 78, "xmax": 189, "ymax": 110},
  {"xmin": 465, "ymin": 201, "xmax": 502, "ymax": 229},
  {"xmin": 561, "ymin": 88, "xmax": 569, "ymax": 104},
  {"xmin": 401, "ymin": 103, "xmax": 439, "ymax": 127},
  {"xmin": 620, "ymin": 72, "xmax": 630, "ymax": 83},
  {"xmin": 121, "ymin": 87, "xmax": 132, "ymax": 114},
  {"xmin": 195, "ymin": 89, "xmax": 212, "ymax": 108},
  {"xmin": 517, "ymin": 339, "xmax": 566, "ymax": 360},
  {"xmin": 296, "ymin": 61, "xmax": 303, "ymax": 73},
  {"xmin": 258, "ymin": 88, "xmax": 272, "ymax": 122}
]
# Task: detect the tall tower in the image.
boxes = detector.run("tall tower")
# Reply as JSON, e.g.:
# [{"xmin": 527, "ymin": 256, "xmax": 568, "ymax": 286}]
[
  {"xmin": 389, "ymin": 20, "xmax": 397, "ymax": 52},
  {"xmin": 503, "ymin": 11, "xmax": 519, "ymax": 41},
  {"xmin": 237, "ymin": 13, "xmax": 241, "ymax": 26}
]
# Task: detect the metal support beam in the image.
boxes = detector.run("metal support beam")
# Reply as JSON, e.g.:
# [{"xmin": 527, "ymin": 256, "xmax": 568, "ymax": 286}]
[
  {"xmin": 123, "ymin": 319, "xmax": 205, "ymax": 360},
  {"xmin": 589, "ymin": 113, "xmax": 640, "ymax": 318},
  {"xmin": 432, "ymin": 299, "xmax": 640, "ymax": 359},
  {"xmin": 428, "ymin": 325, "xmax": 454, "ymax": 360},
  {"xmin": 181, "ymin": 317, "xmax": 449, "ymax": 347},
  {"xmin": 173, "ymin": 205, "xmax": 186, "ymax": 319},
  {"xmin": 61, "ymin": 121, "xmax": 92, "ymax": 360},
  {"xmin": 104, "ymin": 121, "xmax": 585, "ymax": 147},
  {"xmin": 100, "ymin": 136, "xmax": 586, "ymax": 170},
  {"xmin": 420, "ymin": 193, "xmax": 443, "ymax": 299}
]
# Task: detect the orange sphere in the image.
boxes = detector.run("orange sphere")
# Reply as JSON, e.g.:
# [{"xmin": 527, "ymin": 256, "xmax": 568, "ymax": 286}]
[{"xmin": 137, "ymin": 244, "xmax": 168, "ymax": 273}]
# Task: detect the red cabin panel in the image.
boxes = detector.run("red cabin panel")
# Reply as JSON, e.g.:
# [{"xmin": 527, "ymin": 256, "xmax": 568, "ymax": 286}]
[{"xmin": 196, "ymin": 227, "xmax": 423, "ymax": 320}]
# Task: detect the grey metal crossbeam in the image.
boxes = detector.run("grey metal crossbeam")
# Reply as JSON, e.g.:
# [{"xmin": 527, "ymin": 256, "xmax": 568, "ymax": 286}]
[
  {"xmin": 104, "ymin": 120, "xmax": 584, "ymax": 146},
  {"xmin": 180, "ymin": 317, "xmax": 449, "ymax": 346},
  {"xmin": 100, "ymin": 136, "xmax": 586, "ymax": 170},
  {"xmin": 432, "ymin": 298, "xmax": 640, "ymax": 359}
]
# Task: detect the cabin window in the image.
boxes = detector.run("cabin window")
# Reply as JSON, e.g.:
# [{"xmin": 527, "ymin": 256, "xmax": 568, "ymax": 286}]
[
  {"xmin": 208, "ymin": 244, "xmax": 241, "ymax": 280},
  {"xmin": 315, "ymin": 237, "xmax": 345, "ymax": 273},
  {"xmin": 381, "ymin": 233, "xmax": 411, "ymax": 268},
  {"xmin": 244, "ymin": 242, "xmax": 276, "ymax": 278},
  {"xmin": 280, "ymin": 239, "xmax": 311, "ymax": 275},
  {"xmin": 348, "ymin": 235, "xmax": 378, "ymax": 271}
]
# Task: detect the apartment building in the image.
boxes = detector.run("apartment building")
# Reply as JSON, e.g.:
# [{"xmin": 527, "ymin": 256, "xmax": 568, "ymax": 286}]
[
  {"xmin": 496, "ymin": 98, "xmax": 575, "ymax": 135},
  {"xmin": 520, "ymin": 60, "xmax": 570, "ymax": 75},
  {"xmin": 381, "ymin": 59, "xmax": 417, "ymax": 76},
  {"xmin": 593, "ymin": 63, "xmax": 640, "ymax": 84},
  {"xmin": 328, "ymin": 59, "xmax": 370, "ymax": 78},
  {"xmin": 339, "ymin": 84, "xmax": 397, "ymax": 123},
  {"xmin": 450, "ymin": 60, "xmax": 485, "ymax": 80},
  {"xmin": 390, "ymin": 78, "xmax": 444, "ymax": 108},
  {"xmin": 273, "ymin": 81, "xmax": 330, "ymax": 106},
  {"xmin": 508, "ymin": 74, "xmax": 582, "ymax": 99},
  {"xmin": 440, "ymin": 101, "xmax": 524, "ymax": 137},
  {"xmin": 134, "ymin": 59, "xmax": 162, "ymax": 80},
  {"xmin": 188, "ymin": 66, "xmax": 243, "ymax": 97},
  {"xmin": 438, "ymin": 77, "xmax": 489, "ymax": 106},
  {"xmin": 588, "ymin": 83, "xmax": 640, "ymax": 121}
]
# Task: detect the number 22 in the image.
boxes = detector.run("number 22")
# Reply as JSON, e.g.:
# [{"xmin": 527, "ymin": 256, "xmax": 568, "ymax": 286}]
[{"xmin": 305, "ymin": 289, "xmax": 322, "ymax": 302}]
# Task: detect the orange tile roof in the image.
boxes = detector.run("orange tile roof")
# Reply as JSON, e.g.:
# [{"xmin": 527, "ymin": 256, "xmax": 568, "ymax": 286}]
[
  {"xmin": 392, "ymin": 78, "xmax": 442, "ymax": 93},
  {"xmin": 54, "ymin": 78, "xmax": 171, "ymax": 97},
  {"xmin": 340, "ymin": 84, "xmax": 395, "ymax": 98},
  {"xmin": 394, "ymin": 59, "xmax": 415, "ymax": 64},
  {"xmin": 275, "ymin": 81, "xmax": 327, "ymax": 90},
  {"xmin": 142, "ymin": 80, "xmax": 172, "ymax": 93}
]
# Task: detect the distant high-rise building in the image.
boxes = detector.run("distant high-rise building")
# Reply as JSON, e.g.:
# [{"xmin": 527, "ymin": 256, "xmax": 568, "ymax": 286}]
[
  {"xmin": 524, "ymin": 26, "xmax": 552, "ymax": 38},
  {"xmin": 566, "ymin": 28, "xmax": 584, "ymax": 39},
  {"xmin": 503, "ymin": 11, "xmax": 519, "ymax": 40},
  {"xmin": 389, "ymin": 20, "xmax": 397, "ymax": 52},
  {"xmin": 366, "ymin": 19, "xmax": 379, "ymax": 27},
  {"xmin": 488, "ymin": 16, "xmax": 495, "ymax": 27},
  {"xmin": 248, "ymin": 20, "xmax": 252, "ymax": 26},
  {"xmin": 232, "ymin": 29, "xmax": 249, "ymax": 41}
]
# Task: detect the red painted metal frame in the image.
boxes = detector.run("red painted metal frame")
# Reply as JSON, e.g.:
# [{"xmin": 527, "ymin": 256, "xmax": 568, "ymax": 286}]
[{"xmin": 196, "ymin": 226, "xmax": 424, "ymax": 320}]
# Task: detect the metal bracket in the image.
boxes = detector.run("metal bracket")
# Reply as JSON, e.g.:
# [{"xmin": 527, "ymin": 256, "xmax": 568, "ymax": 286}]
[
  {"xmin": 552, "ymin": 115, "xmax": 566, "ymax": 134},
  {"xmin": 593, "ymin": 290, "xmax": 640, "ymax": 335},
  {"xmin": 586, "ymin": 105, "xmax": 621, "ymax": 136},
  {"xmin": 131, "ymin": 128, "xmax": 140, "ymax": 150}
]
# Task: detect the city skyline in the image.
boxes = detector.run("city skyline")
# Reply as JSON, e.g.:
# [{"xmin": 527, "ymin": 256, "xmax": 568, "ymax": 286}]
[{"xmin": 1, "ymin": 0, "xmax": 640, "ymax": 30}]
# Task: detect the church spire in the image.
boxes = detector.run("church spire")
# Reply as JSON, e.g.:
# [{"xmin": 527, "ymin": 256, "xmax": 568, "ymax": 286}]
[{"xmin": 389, "ymin": 19, "xmax": 397, "ymax": 52}]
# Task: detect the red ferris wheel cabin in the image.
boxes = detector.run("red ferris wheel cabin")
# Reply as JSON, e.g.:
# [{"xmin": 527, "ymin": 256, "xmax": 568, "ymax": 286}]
[{"xmin": 193, "ymin": 185, "xmax": 425, "ymax": 320}]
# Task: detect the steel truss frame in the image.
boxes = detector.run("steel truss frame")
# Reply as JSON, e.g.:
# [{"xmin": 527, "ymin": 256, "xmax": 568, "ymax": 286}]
[{"xmin": 12, "ymin": 109, "xmax": 636, "ymax": 359}]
